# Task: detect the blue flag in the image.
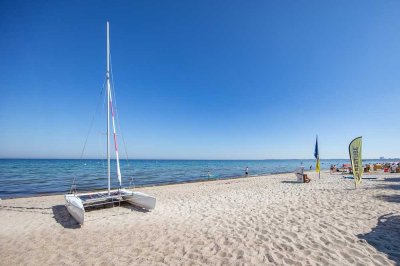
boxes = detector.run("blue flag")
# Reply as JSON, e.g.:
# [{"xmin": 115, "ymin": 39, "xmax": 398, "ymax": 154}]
[{"xmin": 314, "ymin": 136, "xmax": 320, "ymax": 172}]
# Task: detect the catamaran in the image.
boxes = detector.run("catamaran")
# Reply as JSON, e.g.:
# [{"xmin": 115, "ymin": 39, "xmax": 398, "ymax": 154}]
[{"xmin": 65, "ymin": 22, "xmax": 156, "ymax": 225}]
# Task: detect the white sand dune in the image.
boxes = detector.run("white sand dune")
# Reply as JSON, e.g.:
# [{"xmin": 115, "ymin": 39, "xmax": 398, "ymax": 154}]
[{"xmin": 1, "ymin": 171, "xmax": 399, "ymax": 265}]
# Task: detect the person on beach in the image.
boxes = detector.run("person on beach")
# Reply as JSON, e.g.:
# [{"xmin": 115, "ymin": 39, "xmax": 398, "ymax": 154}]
[
  {"xmin": 303, "ymin": 173, "xmax": 310, "ymax": 183},
  {"xmin": 245, "ymin": 167, "xmax": 249, "ymax": 176},
  {"xmin": 310, "ymin": 165, "xmax": 312, "ymax": 170}
]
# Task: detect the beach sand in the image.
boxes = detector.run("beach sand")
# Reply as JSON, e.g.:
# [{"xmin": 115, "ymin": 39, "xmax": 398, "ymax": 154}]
[{"xmin": 1, "ymin": 171, "xmax": 399, "ymax": 265}]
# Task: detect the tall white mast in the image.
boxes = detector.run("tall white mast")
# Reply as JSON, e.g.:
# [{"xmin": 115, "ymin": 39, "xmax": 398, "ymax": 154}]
[
  {"xmin": 106, "ymin": 21, "xmax": 111, "ymax": 195},
  {"xmin": 109, "ymin": 90, "xmax": 122, "ymax": 187}
]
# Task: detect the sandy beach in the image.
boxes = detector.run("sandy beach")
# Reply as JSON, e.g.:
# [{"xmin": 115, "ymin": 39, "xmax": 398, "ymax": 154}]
[{"xmin": 1, "ymin": 171, "xmax": 399, "ymax": 265}]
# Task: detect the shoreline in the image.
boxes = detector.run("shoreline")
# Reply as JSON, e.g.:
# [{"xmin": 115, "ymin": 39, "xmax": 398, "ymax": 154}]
[
  {"xmin": 1, "ymin": 158, "xmax": 393, "ymax": 200},
  {"xmin": 0, "ymin": 168, "xmax": 387, "ymax": 200},
  {"xmin": 0, "ymin": 169, "xmax": 321, "ymax": 200}
]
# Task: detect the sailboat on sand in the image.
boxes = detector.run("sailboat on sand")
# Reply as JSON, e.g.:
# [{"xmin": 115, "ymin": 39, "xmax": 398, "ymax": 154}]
[{"xmin": 65, "ymin": 22, "xmax": 156, "ymax": 225}]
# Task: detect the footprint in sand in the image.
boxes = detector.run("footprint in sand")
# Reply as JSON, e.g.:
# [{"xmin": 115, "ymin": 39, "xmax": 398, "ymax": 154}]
[{"xmin": 235, "ymin": 249, "xmax": 244, "ymax": 259}]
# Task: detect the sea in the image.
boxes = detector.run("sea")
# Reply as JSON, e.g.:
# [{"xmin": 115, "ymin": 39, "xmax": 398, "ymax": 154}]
[{"xmin": 0, "ymin": 159, "xmax": 394, "ymax": 199}]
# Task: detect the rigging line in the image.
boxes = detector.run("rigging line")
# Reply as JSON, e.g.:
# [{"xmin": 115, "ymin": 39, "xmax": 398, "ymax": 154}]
[
  {"xmin": 71, "ymin": 78, "xmax": 106, "ymax": 190},
  {"xmin": 102, "ymin": 76, "xmax": 108, "ymax": 156},
  {"xmin": 109, "ymin": 54, "xmax": 134, "ymax": 167},
  {"xmin": 80, "ymin": 78, "xmax": 107, "ymax": 160},
  {"xmin": 110, "ymin": 53, "xmax": 135, "ymax": 189},
  {"xmin": 99, "ymin": 130, "xmax": 107, "ymax": 179},
  {"xmin": 100, "ymin": 78, "xmax": 109, "ymax": 180}
]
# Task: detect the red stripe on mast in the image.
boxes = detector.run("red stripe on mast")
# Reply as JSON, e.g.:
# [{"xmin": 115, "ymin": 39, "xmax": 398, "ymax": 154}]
[
  {"xmin": 109, "ymin": 100, "xmax": 115, "ymax": 117},
  {"xmin": 114, "ymin": 133, "xmax": 118, "ymax": 151}
]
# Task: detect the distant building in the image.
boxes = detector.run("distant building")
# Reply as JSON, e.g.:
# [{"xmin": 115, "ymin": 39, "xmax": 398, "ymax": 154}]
[{"xmin": 379, "ymin": 157, "xmax": 384, "ymax": 160}]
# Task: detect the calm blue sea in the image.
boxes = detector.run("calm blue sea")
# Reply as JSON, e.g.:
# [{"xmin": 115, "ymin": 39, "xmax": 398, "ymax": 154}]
[{"xmin": 0, "ymin": 159, "xmax": 393, "ymax": 199}]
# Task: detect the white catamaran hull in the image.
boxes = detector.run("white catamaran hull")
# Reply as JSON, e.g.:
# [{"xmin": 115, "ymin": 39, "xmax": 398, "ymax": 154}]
[
  {"xmin": 64, "ymin": 189, "xmax": 155, "ymax": 225},
  {"xmin": 121, "ymin": 189, "xmax": 156, "ymax": 210},
  {"xmin": 65, "ymin": 194, "xmax": 85, "ymax": 225}
]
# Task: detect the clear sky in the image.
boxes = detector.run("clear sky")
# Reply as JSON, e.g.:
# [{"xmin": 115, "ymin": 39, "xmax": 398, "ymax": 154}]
[{"xmin": 1, "ymin": 0, "xmax": 399, "ymax": 159}]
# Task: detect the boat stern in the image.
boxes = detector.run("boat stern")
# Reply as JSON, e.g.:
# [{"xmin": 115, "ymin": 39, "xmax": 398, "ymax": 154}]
[
  {"xmin": 120, "ymin": 189, "xmax": 156, "ymax": 210},
  {"xmin": 65, "ymin": 194, "xmax": 85, "ymax": 225}
]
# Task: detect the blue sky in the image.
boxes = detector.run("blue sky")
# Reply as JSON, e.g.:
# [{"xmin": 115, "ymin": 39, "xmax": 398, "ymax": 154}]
[{"xmin": 0, "ymin": 0, "xmax": 399, "ymax": 159}]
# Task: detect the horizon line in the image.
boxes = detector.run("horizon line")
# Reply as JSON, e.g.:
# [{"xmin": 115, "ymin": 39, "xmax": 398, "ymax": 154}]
[{"xmin": 0, "ymin": 157, "xmax": 397, "ymax": 161}]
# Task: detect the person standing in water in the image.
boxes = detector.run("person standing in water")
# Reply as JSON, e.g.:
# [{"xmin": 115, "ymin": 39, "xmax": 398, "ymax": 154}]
[{"xmin": 245, "ymin": 166, "xmax": 249, "ymax": 176}]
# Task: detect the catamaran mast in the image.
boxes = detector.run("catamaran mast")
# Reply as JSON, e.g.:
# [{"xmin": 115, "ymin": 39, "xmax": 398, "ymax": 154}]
[
  {"xmin": 109, "ymin": 89, "xmax": 122, "ymax": 187},
  {"xmin": 106, "ymin": 21, "xmax": 111, "ymax": 195}
]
